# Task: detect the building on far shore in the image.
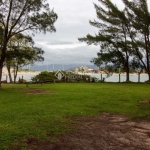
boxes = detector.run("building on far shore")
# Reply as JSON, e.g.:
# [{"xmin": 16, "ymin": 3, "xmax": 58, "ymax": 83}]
[
  {"xmin": 75, "ymin": 66, "xmax": 88, "ymax": 73},
  {"xmin": 74, "ymin": 66, "xmax": 99, "ymax": 73}
]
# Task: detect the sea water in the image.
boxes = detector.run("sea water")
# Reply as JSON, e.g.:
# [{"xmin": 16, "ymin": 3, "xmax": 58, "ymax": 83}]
[
  {"xmin": 90, "ymin": 73, "xmax": 148, "ymax": 82},
  {"xmin": 1, "ymin": 73, "xmax": 149, "ymax": 82}
]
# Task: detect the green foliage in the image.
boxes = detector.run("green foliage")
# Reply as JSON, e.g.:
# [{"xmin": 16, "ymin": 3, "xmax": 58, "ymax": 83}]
[
  {"xmin": 31, "ymin": 71, "xmax": 56, "ymax": 82},
  {"xmin": 5, "ymin": 34, "xmax": 44, "ymax": 83},
  {"xmin": 0, "ymin": 26, "xmax": 3, "ymax": 49},
  {"xmin": 122, "ymin": 0, "xmax": 150, "ymax": 77},
  {"xmin": 0, "ymin": 0, "xmax": 58, "ymax": 86},
  {"xmin": 79, "ymin": 0, "xmax": 150, "ymax": 81},
  {"xmin": 6, "ymin": 34, "xmax": 44, "ymax": 66},
  {"xmin": 79, "ymin": 0, "xmax": 133, "ymax": 82},
  {"xmin": 32, "ymin": 71, "xmax": 92, "ymax": 83},
  {"xmin": 0, "ymin": 0, "xmax": 58, "ymax": 35}
]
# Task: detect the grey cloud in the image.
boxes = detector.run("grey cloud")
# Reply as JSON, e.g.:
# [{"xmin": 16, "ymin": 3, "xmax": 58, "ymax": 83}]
[
  {"xmin": 33, "ymin": 0, "xmax": 99, "ymax": 65},
  {"xmin": 46, "ymin": 41, "xmax": 75, "ymax": 45},
  {"xmin": 40, "ymin": 44, "xmax": 99, "ymax": 65}
]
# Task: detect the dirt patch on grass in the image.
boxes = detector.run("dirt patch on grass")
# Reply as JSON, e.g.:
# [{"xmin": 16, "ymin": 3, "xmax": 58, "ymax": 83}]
[
  {"xmin": 12, "ymin": 113, "xmax": 150, "ymax": 150},
  {"xmin": 13, "ymin": 88, "xmax": 52, "ymax": 95},
  {"xmin": 139, "ymin": 100, "xmax": 150, "ymax": 104}
]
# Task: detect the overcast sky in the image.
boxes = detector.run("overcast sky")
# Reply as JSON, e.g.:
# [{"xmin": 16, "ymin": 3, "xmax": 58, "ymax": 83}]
[{"xmin": 32, "ymin": 0, "xmax": 132, "ymax": 66}]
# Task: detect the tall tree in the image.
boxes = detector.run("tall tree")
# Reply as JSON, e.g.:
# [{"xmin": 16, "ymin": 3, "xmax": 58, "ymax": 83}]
[
  {"xmin": 122, "ymin": 0, "xmax": 150, "ymax": 81},
  {"xmin": 79, "ymin": 0, "xmax": 135, "ymax": 82},
  {"xmin": 0, "ymin": 0, "xmax": 57, "ymax": 87},
  {"xmin": 6, "ymin": 34, "xmax": 44, "ymax": 83},
  {"xmin": 79, "ymin": 0, "xmax": 150, "ymax": 82}
]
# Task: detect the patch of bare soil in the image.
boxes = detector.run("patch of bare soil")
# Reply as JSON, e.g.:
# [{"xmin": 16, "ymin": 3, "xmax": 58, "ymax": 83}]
[
  {"xmin": 17, "ymin": 113, "xmax": 150, "ymax": 150},
  {"xmin": 13, "ymin": 88, "xmax": 52, "ymax": 95},
  {"xmin": 139, "ymin": 100, "xmax": 150, "ymax": 104}
]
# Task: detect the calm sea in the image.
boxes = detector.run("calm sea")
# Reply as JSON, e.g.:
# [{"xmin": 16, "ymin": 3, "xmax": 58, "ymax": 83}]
[
  {"xmin": 90, "ymin": 73, "xmax": 148, "ymax": 82},
  {"xmin": 1, "ymin": 73, "xmax": 149, "ymax": 82}
]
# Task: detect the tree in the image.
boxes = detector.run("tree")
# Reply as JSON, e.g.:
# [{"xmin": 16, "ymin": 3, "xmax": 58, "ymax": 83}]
[
  {"xmin": 122, "ymin": 0, "xmax": 150, "ymax": 81},
  {"xmin": 91, "ymin": 57, "xmax": 103, "ymax": 69},
  {"xmin": 5, "ymin": 33, "xmax": 33, "ymax": 83},
  {"xmin": 0, "ymin": 0, "xmax": 57, "ymax": 87},
  {"xmin": 79, "ymin": 0, "xmax": 150, "ymax": 82},
  {"xmin": 6, "ymin": 34, "xmax": 44, "ymax": 83},
  {"xmin": 78, "ymin": 0, "xmax": 136, "ymax": 82}
]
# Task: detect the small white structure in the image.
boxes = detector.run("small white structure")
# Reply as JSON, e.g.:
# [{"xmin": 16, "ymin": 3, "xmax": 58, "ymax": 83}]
[{"xmin": 55, "ymin": 71, "xmax": 64, "ymax": 80}]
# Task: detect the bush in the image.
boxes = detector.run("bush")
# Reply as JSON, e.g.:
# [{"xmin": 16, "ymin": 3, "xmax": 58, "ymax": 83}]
[
  {"xmin": 31, "ymin": 71, "xmax": 92, "ymax": 83},
  {"xmin": 31, "ymin": 71, "xmax": 57, "ymax": 82}
]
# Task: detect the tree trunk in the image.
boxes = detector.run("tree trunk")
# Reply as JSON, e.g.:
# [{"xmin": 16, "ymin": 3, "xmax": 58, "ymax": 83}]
[
  {"xmin": 0, "ymin": 51, "xmax": 6, "ymax": 88},
  {"xmin": 13, "ymin": 64, "xmax": 15, "ymax": 83},
  {"xmin": 14, "ymin": 71, "xmax": 18, "ymax": 83},
  {"xmin": 7, "ymin": 65, "xmax": 13, "ymax": 83},
  {"xmin": 125, "ymin": 57, "xmax": 130, "ymax": 82},
  {"xmin": 0, "ymin": 64, "xmax": 3, "ymax": 88},
  {"xmin": 126, "ymin": 67, "xmax": 130, "ymax": 82},
  {"xmin": 0, "ymin": 38, "xmax": 9, "ymax": 88},
  {"xmin": 13, "ymin": 66, "xmax": 16, "ymax": 83},
  {"xmin": 138, "ymin": 72, "xmax": 140, "ymax": 82},
  {"xmin": 125, "ymin": 50, "xmax": 130, "ymax": 82},
  {"xmin": 13, "ymin": 65, "xmax": 19, "ymax": 83},
  {"xmin": 148, "ymin": 73, "xmax": 150, "ymax": 83}
]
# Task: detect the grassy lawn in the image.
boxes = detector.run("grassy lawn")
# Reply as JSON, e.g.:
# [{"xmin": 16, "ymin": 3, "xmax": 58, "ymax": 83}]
[{"xmin": 0, "ymin": 83, "xmax": 150, "ymax": 149}]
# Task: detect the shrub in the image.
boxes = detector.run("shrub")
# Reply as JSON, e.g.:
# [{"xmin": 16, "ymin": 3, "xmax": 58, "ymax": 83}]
[{"xmin": 31, "ymin": 71, "xmax": 57, "ymax": 82}]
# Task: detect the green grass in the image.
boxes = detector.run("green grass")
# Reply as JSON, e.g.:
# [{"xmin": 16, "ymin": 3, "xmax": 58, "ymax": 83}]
[{"xmin": 0, "ymin": 83, "xmax": 150, "ymax": 149}]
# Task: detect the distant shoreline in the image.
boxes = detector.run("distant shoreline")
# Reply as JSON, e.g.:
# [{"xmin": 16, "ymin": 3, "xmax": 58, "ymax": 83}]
[
  {"xmin": 2, "ymin": 70, "xmax": 148, "ymax": 82},
  {"xmin": 78, "ymin": 72, "xmax": 148, "ymax": 76},
  {"xmin": 2, "ymin": 67, "xmax": 148, "ymax": 76},
  {"xmin": 2, "ymin": 67, "xmax": 40, "ymax": 76},
  {"xmin": 2, "ymin": 71, "xmax": 40, "ymax": 76}
]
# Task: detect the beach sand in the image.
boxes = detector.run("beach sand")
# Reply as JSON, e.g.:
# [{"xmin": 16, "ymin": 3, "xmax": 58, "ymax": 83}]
[{"xmin": 2, "ymin": 67, "xmax": 40, "ymax": 75}]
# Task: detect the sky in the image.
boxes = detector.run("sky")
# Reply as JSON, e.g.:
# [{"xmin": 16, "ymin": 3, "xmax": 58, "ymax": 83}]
[{"xmin": 32, "ymin": 0, "xmax": 128, "ymax": 66}]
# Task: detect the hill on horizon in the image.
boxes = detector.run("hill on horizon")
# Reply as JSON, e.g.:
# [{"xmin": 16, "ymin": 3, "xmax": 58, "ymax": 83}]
[{"xmin": 27, "ymin": 64, "xmax": 98, "ymax": 71}]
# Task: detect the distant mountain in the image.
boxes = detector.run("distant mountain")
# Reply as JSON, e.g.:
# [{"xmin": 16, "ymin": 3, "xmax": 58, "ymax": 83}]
[{"xmin": 28, "ymin": 64, "xmax": 98, "ymax": 71}]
